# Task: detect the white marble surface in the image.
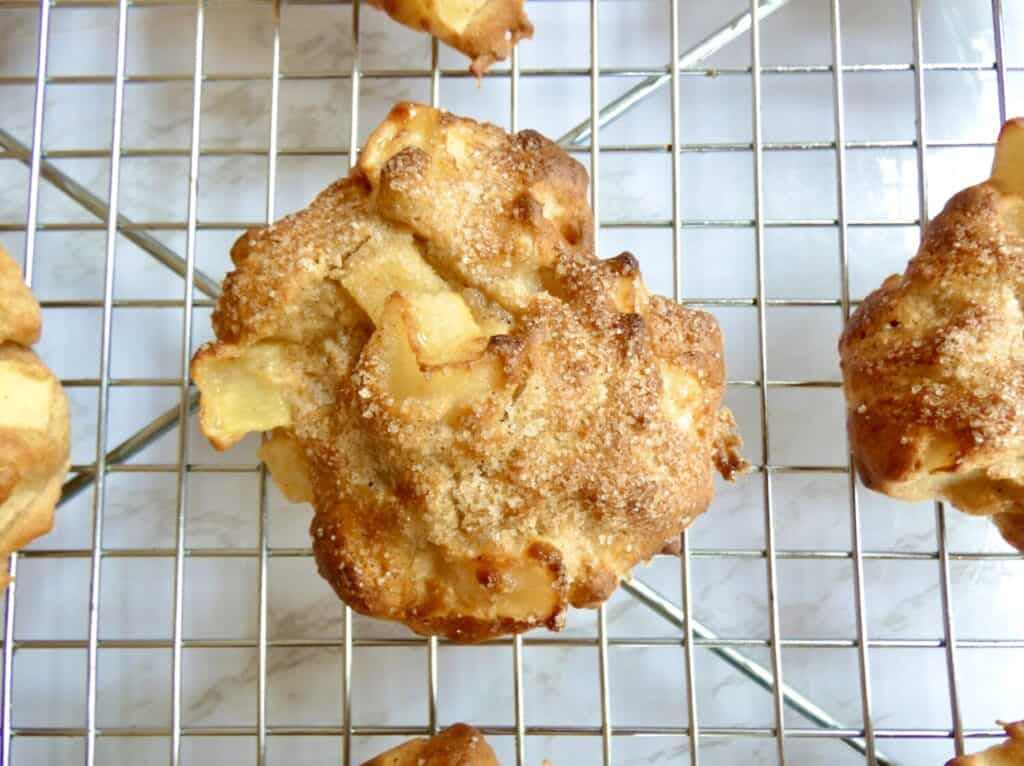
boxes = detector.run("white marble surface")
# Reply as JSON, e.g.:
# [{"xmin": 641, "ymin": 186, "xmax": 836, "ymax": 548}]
[{"xmin": 1, "ymin": 0, "xmax": 1023, "ymax": 764}]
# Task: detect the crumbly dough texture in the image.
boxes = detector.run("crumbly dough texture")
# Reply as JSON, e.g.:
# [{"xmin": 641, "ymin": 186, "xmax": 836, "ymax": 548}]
[
  {"xmin": 366, "ymin": 0, "xmax": 532, "ymax": 76},
  {"xmin": 192, "ymin": 103, "xmax": 743, "ymax": 642},
  {"xmin": 0, "ymin": 246, "xmax": 71, "ymax": 586},
  {"xmin": 361, "ymin": 724, "xmax": 499, "ymax": 766},
  {"xmin": 840, "ymin": 119, "xmax": 1024, "ymax": 550},
  {"xmin": 947, "ymin": 721, "xmax": 1024, "ymax": 766}
]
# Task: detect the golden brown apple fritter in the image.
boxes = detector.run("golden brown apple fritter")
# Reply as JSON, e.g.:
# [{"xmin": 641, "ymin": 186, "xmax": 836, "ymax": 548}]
[
  {"xmin": 840, "ymin": 119, "xmax": 1024, "ymax": 550},
  {"xmin": 192, "ymin": 103, "xmax": 743, "ymax": 642}
]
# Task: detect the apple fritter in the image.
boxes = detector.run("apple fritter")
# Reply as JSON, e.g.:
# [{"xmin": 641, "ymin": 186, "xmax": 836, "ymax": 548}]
[
  {"xmin": 840, "ymin": 119, "xmax": 1024, "ymax": 550},
  {"xmin": 0, "ymin": 246, "xmax": 71, "ymax": 586},
  {"xmin": 361, "ymin": 724, "xmax": 498, "ymax": 766},
  {"xmin": 192, "ymin": 103, "xmax": 744, "ymax": 642},
  {"xmin": 947, "ymin": 721, "xmax": 1024, "ymax": 766},
  {"xmin": 366, "ymin": 0, "xmax": 532, "ymax": 77}
]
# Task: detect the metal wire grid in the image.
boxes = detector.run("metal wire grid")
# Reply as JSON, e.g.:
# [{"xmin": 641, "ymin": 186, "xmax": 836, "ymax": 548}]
[{"xmin": 0, "ymin": 0, "xmax": 1021, "ymax": 764}]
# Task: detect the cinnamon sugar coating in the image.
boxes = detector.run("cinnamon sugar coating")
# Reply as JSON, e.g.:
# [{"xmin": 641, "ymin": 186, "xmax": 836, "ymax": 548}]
[
  {"xmin": 192, "ymin": 103, "xmax": 743, "ymax": 641},
  {"xmin": 840, "ymin": 119, "xmax": 1024, "ymax": 550}
]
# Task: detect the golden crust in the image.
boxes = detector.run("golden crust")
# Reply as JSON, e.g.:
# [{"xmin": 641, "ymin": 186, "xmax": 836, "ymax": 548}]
[
  {"xmin": 366, "ymin": 0, "xmax": 532, "ymax": 77},
  {"xmin": 192, "ymin": 103, "xmax": 743, "ymax": 642},
  {"xmin": 361, "ymin": 724, "xmax": 499, "ymax": 766},
  {"xmin": 0, "ymin": 247, "xmax": 71, "ymax": 586},
  {"xmin": 946, "ymin": 721, "xmax": 1024, "ymax": 766},
  {"xmin": 840, "ymin": 119, "xmax": 1024, "ymax": 551}
]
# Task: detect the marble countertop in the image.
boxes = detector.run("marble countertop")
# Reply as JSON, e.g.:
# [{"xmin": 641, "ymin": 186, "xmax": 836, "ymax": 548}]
[{"xmin": 0, "ymin": 0, "xmax": 1022, "ymax": 763}]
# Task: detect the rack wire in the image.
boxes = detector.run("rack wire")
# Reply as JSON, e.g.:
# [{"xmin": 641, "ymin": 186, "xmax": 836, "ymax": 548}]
[{"xmin": 0, "ymin": 0, "xmax": 1022, "ymax": 764}]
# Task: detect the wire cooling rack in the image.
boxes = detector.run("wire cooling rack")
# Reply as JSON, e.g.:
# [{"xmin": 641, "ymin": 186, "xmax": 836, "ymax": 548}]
[{"xmin": 0, "ymin": 0, "xmax": 1022, "ymax": 764}]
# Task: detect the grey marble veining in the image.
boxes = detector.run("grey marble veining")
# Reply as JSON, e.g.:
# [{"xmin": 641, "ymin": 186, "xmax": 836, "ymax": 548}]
[{"xmin": 1, "ymin": 0, "xmax": 1023, "ymax": 764}]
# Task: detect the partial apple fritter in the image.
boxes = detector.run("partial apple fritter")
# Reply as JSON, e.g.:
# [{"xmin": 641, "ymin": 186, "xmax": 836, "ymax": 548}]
[
  {"xmin": 192, "ymin": 103, "xmax": 743, "ymax": 642},
  {"xmin": 0, "ymin": 246, "xmax": 71, "ymax": 586},
  {"xmin": 361, "ymin": 724, "xmax": 498, "ymax": 766},
  {"xmin": 840, "ymin": 119, "xmax": 1024, "ymax": 550},
  {"xmin": 366, "ymin": 0, "xmax": 532, "ymax": 77},
  {"xmin": 946, "ymin": 721, "xmax": 1024, "ymax": 766}
]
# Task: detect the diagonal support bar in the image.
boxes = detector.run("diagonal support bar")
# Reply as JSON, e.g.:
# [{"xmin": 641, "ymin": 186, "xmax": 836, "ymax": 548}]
[
  {"xmin": 0, "ymin": 129, "xmax": 222, "ymax": 298},
  {"xmin": 59, "ymin": 391, "xmax": 200, "ymax": 506},
  {"xmin": 0, "ymin": 129, "xmax": 219, "ymax": 508},
  {"xmin": 557, "ymin": 0, "xmax": 793, "ymax": 148},
  {"xmin": 622, "ymin": 578, "xmax": 894, "ymax": 766}
]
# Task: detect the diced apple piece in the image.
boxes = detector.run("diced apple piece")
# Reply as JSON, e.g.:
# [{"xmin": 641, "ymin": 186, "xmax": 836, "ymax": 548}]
[
  {"xmin": 610, "ymin": 275, "xmax": 637, "ymax": 314},
  {"xmin": 405, "ymin": 291, "xmax": 488, "ymax": 365},
  {"xmin": 259, "ymin": 429, "xmax": 313, "ymax": 504},
  {"xmin": 438, "ymin": 547, "xmax": 562, "ymax": 619},
  {"xmin": 193, "ymin": 343, "xmax": 292, "ymax": 450},
  {"xmin": 0, "ymin": 361, "xmax": 52, "ymax": 431},
  {"xmin": 442, "ymin": 122, "xmax": 475, "ymax": 165},
  {"xmin": 369, "ymin": 295, "xmax": 503, "ymax": 420},
  {"xmin": 435, "ymin": 0, "xmax": 488, "ymax": 33},
  {"xmin": 340, "ymin": 231, "xmax": 488, "ymax": 365},
  {"xmin": 358, "ymin": 103, "xmax": 440, "ymax": 189},
  {"xmin": 658, "ymin": 362, "xmax": 698, "ymax": 427},
  {"xmin": 991, "ymin": 118, "xmax": 1024, "ymax": 195},
  {"xmin": 340, "ymin": 232, "xmax": 448, "ymax": 326},
  {"xmin": 461, "ymin": 288, "xmax": 513, "ymax": 337},
  {"xmin": 604, "ymin": 253, "xmax": 648, "ymax": 314}
]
